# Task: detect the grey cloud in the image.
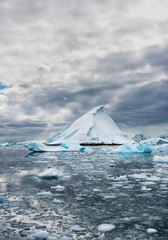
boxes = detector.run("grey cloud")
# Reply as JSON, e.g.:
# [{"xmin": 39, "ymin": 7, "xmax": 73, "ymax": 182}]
[{"xmin": 112, "ymin": 80, "xmax": 168, "ymax": 126}]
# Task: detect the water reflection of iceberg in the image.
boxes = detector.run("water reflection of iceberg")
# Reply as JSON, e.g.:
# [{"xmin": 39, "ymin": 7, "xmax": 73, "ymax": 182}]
[{"xmin": 26, "ymin": 152, "xmax": 57, "ymax": 159}]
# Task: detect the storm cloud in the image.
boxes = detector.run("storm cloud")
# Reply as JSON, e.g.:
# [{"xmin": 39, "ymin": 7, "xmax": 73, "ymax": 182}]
[{"xmin": 0, "ymin": 0, "xmax": 168, "ymax": 141}]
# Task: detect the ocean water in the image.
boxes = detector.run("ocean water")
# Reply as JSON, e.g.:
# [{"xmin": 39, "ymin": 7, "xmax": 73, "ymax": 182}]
[{"xmin": 0, "ymin": 145, "xmax": 168, "ymax": 240}]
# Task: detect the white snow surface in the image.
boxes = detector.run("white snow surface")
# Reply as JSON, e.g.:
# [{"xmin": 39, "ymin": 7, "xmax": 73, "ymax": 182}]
[
  {"xmin": 102, "ymin": 143, "xmax": 152, "ymax": 153},
  {"xmin": 97, "ymin": 223, "xmax": 116, "ymax": 232},
  {"xmin": 38, "ymin": 168, "xmax": 64, "ymax": 179},
  {"xmin": 45, "ymin": 106, "xmax": 134, "ymax": 145},
  {"xmin": 24, "ymin": 142, "xmax": 92, "ymax": 153}
]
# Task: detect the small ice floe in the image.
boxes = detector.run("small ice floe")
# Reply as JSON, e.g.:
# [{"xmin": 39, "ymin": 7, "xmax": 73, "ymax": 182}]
[
  {"xmin": 146, "ymin": 228, "xmax": 158, "ymax": 234},
  {"xmin": 103, "ymin": 195, "xmax": 116, "ymax": 200},
  {"xmin": 93, "ymin": 188, "xmax": 101, "ymax": 192},
  {"xmin": 51, "ymin": 185, "xmax": 65, "ymax": 191},
  {"xmin": 32, "ymin": 230, "xmax": 49, "ymax": 239},
  {"xmin": 128, "ymin": 173, "xmax": 161, "ymax": 182},
  {"xmin": 60, "ymin": 236, "xmax": 73, "ymax": 240},
  {"xmin": 141, "ymin": 186, "xmax": 151, "ymax": 191},
  {"xmin": 48, "ymin": 237, "xmax": 58, "ymax": 240},
  {"xmin": 98, "ymin": 223, "xmax": 116, "ymax": 232},
  {"xmin": 112, "ymin": 175, "xmax": 128, "ymax": 181},
  {"xmin": 153, "ymin": 144, "xmax": 168, "ymax": 152},
  {"xmin": 153, "ymin": 155, "xmax": 168, "ymax": 164},
  {"xmin": 35, "ymin": 191, "xmax": 53, "ymax": 198},
  {"xmin": 38, "ymin": 168, "xmax": 64, "ymax": 179},
  {"xmin": 52, "ymin": 199, "xmax": 64, "ymax": 204},
  {"xmin": 25, "ymin": 142, "xmax": 92, "ymax": 153},
  {"xmin": 70, "ymin": 225, "xmax": 86, "ymax": 232}
]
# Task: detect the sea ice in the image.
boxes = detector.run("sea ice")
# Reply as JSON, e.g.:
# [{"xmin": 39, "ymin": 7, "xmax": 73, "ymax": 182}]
[
  {"xmin": 153, "ymin": 155, "xmax": 168, "ymax": 163},
  {"xmin": 52, "ymin": 199, "xmax": 64, "ymax": 204},
  {"xmin": 45, "ymin": 106, "xmax": 134, "ymax": 145},
  {"xmin": 35, "ymin": 191, "xmax": 53, "ymax": 197},
  {"xmin": 146, "ymin": 228, "xmax": 158, "ymax": 234},
  {"xmin": 70, "ymin": 225, "xmax": 86, "ymax": 231},
  {"xmin": 140, "ymin": 138, "xmax": 168, "ymax": 146},
  {"xmin": 24, "ymin": 142, "xmax": 92, "ymax": 153},
  {"xmin": 103, "ymin": 143, "xmax": 152, "ymax": 153},
  {"xmin": 153, "ymin": 144, "xmax": 168, "ymax": 152},
  {"xmin": 97, "ymin": 223, "xmax": 116, "ymax": 232},
  {"xmin": 0, "ymin": 142, "xmax": 10, "ymax": 147},
  {"xmin": 50, "ymin": 185, "xmax": 65, "ymax": 191},
  {"xmin": 38, "ymin": 168, "xmax": 64, "ymax": 179},
  {"xmin": 48, "ymin": 237, "xmax": 58, "ymax": 240},
  {"xmin": 32, "ymin": 230, "xmax": 49, "ymax": 239}
]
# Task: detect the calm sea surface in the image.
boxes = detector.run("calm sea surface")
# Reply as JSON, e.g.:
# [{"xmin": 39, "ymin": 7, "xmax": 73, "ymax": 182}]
[{"xmin": 0, "ymin": 145, "xmax": 168, "ymax": 240}]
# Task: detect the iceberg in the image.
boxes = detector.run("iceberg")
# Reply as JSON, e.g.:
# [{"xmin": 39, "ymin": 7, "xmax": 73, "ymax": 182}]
[
  {"xmin": 45, "ymin": 106, "xmax": 134, "ymax": 145},
  {"xmin": 24, "ymin": 142, "xmax": 92, "ymax": 153},
  {"xmin": 140, "ymin": 138, "xmax": 168, "ymax": 147},
  {"xmin": 153, "ymin": 144, "xmax": 168, "ymax": 152},
  {"xmin": 103, "ymin": 143, "xmax": 152, "ymax": 153}
]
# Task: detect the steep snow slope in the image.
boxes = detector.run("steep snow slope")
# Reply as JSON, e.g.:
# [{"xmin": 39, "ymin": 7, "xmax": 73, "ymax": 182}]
[{"xmin": 45, "ymin": 106, "xmax": 134, "ymax": 145}]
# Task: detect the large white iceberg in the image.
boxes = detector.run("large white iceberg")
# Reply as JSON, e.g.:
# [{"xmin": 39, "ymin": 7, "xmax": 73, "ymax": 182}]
[
  {"xmin": 45, "ymin": 106, "xmax": 134, "ymax": 145},
  {"xmin": 24, "ymin": 142, "xmax": 92, "ymax": 152},
  {"xmin": 103, "ymin": 143, "xmax": 152, "ymax": 153},
  {"xmin": 140, "ymin": 138, "xmax": 168, "ymax": 147}
]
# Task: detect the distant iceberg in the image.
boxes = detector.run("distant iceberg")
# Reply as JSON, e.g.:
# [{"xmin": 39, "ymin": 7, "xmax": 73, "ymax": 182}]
[
  {"xmin": 102, "ymin": 143, "xmax": 152, "ymax": 153},
  {"xmin": 24, "ymin": 142, "xmax": 92, "ymax": 153},
  {"xmin": 153, "ymin": 144, "xmax": 168, "ymax": 152},
  {"xmin": 140, "ymin": 138, "xmax": 168, "ymax": 147},
  {"xmin": 45, "ymin": 106, "xmax": 134, "ymax": 145}
]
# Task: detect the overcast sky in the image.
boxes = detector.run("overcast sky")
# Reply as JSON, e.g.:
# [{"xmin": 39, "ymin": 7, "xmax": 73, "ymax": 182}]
[{"xmin": 0, "ymin": 0, "xmax": 168, "ymax": 142}]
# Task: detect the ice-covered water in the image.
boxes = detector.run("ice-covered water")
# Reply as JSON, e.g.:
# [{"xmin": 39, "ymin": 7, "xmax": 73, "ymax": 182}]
[{"xmin": 0, "ymin": 145, "xmax": 168, "ymax": 239}]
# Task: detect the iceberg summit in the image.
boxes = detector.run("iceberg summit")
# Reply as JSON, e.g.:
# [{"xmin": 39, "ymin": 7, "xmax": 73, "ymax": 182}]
[{"xmin": 45, "ymin": 106, "xmax": 134, "ymax": 145}]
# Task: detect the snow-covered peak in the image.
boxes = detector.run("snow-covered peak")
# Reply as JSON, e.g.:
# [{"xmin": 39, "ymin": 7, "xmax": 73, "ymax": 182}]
[{"xmin": 45, "ymin": 106, "xmax": 134, "ymax": 145}]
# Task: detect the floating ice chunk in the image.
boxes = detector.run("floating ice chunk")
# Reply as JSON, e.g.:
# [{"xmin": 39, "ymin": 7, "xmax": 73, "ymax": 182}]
[
  {"xmin": 103, "ymin": 195, "xmax": 116, "ymax": 200},
  {"xmin": 113, "ymin": 143, "xmax": 152, "ymax": 153},
  {"xmin": 48, "ymin": 237, "xmax": 58, "ymax": 240},
  {"xmin": 129, "ymin": 173, "xmax": 161, "ymax": 181},
  {"xmin": 153, "ymin": 155, "xmax": 168, "ymax": 163},
  {"xmin": 140, "ymin": 138, "xmax": 168, "ymax": 146},
  {"xmin": 153, "ymin": 144, "xmax": 168, "ymax": 152},
  {"xmin": 25, "ymin": 142, "xmax": 92, "ymax": 153},
  {"xmin": 146, "ymin": 228, "xmax": 158, "ymax": 234},
  {"xmin": 38, "ymin": 168, "xmax": 64, "ymax": 179},
  {"xmin": 141, "ymin": 186, "xmax": 151, "ymax": 191},
  {"xmin": 32, "ymin": 230, "xmax": 49, "ymax": 239},
  {"xmin": 70, "ymin": 225, "xmax": 86, "ymax": 232},
  {"xmin": 114, "ymin": 175, "xmax": 128, "ymax": 181},
  {"xmin": 98, "ymin": 223, "xmax": 116, "ymax": 232},
  {"xmin": 52, "ymin": 199, "xmax": 64, "ymax": 204},
  {"xmin": 0, "ymin": 142, "xmax": 11, "ymax": 147},
  {"xmin": 35, "ymin": 191, "xmax": 53, "ymax": 197},
  {"xmin": 60, "ymin": 237, "xmax": 73, "ymax": 240},
  {"xmin": 51, "ymin": 185, "xmax": 65, "ymax": 191}
]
